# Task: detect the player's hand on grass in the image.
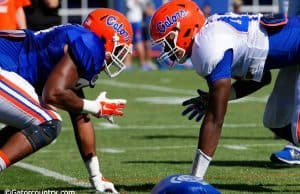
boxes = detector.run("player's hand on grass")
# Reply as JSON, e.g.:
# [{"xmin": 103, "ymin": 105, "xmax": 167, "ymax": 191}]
[
  {"xmin": 182, "ymin": 89, "xmax": 208, "ymax": 122},
  {"xmin": 90, "ymin": 174, "xmax": 119, "ymax": 193}
]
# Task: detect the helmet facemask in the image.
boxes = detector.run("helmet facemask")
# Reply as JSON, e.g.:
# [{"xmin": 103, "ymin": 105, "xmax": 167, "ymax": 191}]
[
  {"xmin": 153, "ymin": 22, "xmax": 187, "ymax": 69},
  {"xmin": 104, "ymin": 33, "xmax": 132, "ymax": 78}
]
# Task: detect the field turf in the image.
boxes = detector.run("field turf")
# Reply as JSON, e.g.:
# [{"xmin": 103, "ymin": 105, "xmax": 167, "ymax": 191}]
[{"xmin": 1, "ymin": 70, "xmax": 299, "ymax": 194}]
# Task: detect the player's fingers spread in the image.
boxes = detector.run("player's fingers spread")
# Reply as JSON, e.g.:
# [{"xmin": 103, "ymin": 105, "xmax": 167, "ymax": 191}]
[
  {"xmin": 116, "ymin": 103, "xmax": 126, "ymax": 108},
  {"xmin": 196, "ymin": 113, "xmax": 204, "ymax": 122},
  {"xmin": 197, "ymin": 89, "xmax": 207, "ymax": 96},
  {"xmin": 105, "ymin": 103, "xmax": 125, "ymax": 109},
  {"xmin": 182, "ymin": 99, "xmax": 193, "ymax": 106},
  {"xmin": 105, "ymin": 103, "xmax": 118, "ymax": 109},
  {"xmin": 188, "ymin": 110, "xmax": 198, "ymax": 120},
  {"xmin": 114, "ymin": 109, "xmax": 124, "ymax": 116},
  {"xmin": 182, "ymin": 105, "xmax": 194, "ymax": 115}
]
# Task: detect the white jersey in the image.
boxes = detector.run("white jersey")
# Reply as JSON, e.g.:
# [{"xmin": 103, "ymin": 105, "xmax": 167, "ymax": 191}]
[{"xmin": 191, "ymin": 13, "xmax": 269, "ymax": 82}]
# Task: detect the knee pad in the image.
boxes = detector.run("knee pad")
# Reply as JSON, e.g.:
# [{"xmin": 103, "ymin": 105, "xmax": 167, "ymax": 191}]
[
  {"xmin": 0, "ymin": 126, "xmax": 19, "ymax": 147},
  {"xmin": 21, "ymin": 120, "xmax": 61, "ymax": 151}
]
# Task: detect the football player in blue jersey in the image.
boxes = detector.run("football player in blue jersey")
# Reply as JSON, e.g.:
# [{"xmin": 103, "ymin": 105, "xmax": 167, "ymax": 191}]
[
  {"xmin": 150, "ymin": 0, "xmax": 300, "ymax": 182},
  {"xmin": 0, "ymin": 9, "xmax": 132, "ymax": 193}
]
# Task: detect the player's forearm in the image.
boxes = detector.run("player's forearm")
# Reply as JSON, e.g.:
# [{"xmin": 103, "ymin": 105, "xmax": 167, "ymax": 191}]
[
  {"xmin": 69, "ymin": 113, "xmax": 96, "ymax": 160},
  {"xmin": 43, "ymin": 88, "xmax": 84, "ymax": 112},
  {"xmin": 191, "ymin": 79, "xmax": 230, "ymax": 179},
  {"xmin": 198, "ymin": 118, "xmax": 223, "ymax": 156},
  {"xmin": 191, "ymin": 117, "xmax": 222, "ymax": 179},
  {"xmin": 69, "ymin": 113, "xmax": 103, "ymax": 182}
]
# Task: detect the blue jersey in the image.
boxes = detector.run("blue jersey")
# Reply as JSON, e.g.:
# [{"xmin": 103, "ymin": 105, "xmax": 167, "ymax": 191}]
[{"xmin": 0, "ymin": 24, "xmax": 105, "ymax": 92}]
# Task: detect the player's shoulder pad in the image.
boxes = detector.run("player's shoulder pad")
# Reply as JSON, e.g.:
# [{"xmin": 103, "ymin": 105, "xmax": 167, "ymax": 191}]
[
  {"xmin": 191, "ymin": 22, "xmax": 234, "ymax": 77},
  {"xmin": 67, "ymin": 26, "xmax": 105, "ymax": 82},
  {"xmin": 72, "ymin": 30, "xmax": 105, "ymax": 59},
  {"xmin": 68, "ymin": 27, "xmax": 105, "ymax": 67}
]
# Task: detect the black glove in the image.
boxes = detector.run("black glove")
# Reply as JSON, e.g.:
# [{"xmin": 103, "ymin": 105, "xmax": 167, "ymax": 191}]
[{"xmin": 182, "ymin": 89, "xmax": 209, "ymax": 122}]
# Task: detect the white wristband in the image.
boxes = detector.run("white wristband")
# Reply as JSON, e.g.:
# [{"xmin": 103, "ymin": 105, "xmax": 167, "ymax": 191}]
[
  {"xmin": 82, "ymin": 99, "xmax": 100, "ymax": 115},
  {"xmin": 85, "ymin": 156, "xmax": 102, "ymax": 178},
  {"xmin": 191, "ymin": 149, "xmax": 212, "ymax": 179}
]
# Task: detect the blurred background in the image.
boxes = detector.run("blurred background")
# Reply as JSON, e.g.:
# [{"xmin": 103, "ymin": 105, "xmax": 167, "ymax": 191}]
[{"xmin": 3, "ymin": 0, "xmax": 289, "ymax": 70}]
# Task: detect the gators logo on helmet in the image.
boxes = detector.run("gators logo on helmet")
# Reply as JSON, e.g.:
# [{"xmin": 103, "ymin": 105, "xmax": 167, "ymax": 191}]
[
  {"xmin": 150, "ymin": 0, "xmax": 206, "ymax": 68},
  {"xmin": 83, "ymin": 8, "xmax": 133, "ymax": 78}
]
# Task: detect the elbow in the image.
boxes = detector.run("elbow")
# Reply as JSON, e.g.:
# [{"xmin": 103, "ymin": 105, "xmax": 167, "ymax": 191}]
[{"xmin": 42, "ymin": 88, "xmax": 64, "ymax": 106}]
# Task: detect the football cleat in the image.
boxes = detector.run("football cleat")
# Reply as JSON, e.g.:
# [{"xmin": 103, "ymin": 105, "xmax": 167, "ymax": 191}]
[
  {"xmin": 90, "ymin": 175, "xmax": 118, "ymax": 193},
  {"xmin": 270, "ymin": 144, "xmax": 300, "ymax": 165}
]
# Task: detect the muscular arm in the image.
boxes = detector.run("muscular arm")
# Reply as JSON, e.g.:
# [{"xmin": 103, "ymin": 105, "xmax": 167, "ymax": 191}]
[
  {"xmin": 231, "ymin": 70, "xmax": 272, "ymax": 100},
  {"xmin": 42, "ymin": 46, "xmax": 84, "ymax": 112},
  {"xmin": 198, "ymin": 78, "xmax": 231, "ymax": 156},
  {"xmin": 69, "ymin": 89, "xmax": 96, "ymax": 161}
]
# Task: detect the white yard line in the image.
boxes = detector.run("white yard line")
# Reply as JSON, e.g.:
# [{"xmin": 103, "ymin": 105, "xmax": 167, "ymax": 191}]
[
  {"xmin": 99, "ymin": 80, "xmax": 195, "ymax": 95},
  {"xmin": 100, "ymin": 148, "xmax": 126, "ymax": 153},
  {"xmin": 96, "ymin": 143, "xmax": 283, "ymax": 152},
  {"xmin": 222, "ymin": 145, "xmax": 248, "ymax": 150},
  {"xmin": 95, "ymin": 123, "xmax": 262, "ymax": 130},
  {"xmin": 230, "ymin": 96, "xmax": 269, "ymax": 103},
  {"xmin": 99, "ymin": 80, "xmax": 268, "ymax": 103},
  {"xmin": 37, "ymin": 143, "xmax": 284, "ymax": 155},
  {"xmin": 135, "ymin": 96, "xmax": 268, "ymax": 105},
  {"xmin": 62, "ymin": 123, "xmax": 261, "ymax": 131},
  {"xmin": 14, "ymin": 162, "xmax": 91, "ymax": 188}
]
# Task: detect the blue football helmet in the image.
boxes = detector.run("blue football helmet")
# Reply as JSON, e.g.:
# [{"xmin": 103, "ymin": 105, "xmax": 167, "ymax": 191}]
[{"xmin": 151, "ymin": 174, "xmax": 220, "ymax": 194}]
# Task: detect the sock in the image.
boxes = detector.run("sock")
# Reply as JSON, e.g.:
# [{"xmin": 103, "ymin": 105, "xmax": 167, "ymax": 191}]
[
  {"xmin": 286, "ymin": 143, "xmax": 300, "ymax": 151},
  {"xmin": 85, "ymin": 156, "xmax": 102, "ymax": 178},
  {"xmin": 191, "ymin": 149, "xmax": 212, "ymax": 179},
  {"xmin": 0, "ymin": 150, "xmax": 11, "ymax": 172}
]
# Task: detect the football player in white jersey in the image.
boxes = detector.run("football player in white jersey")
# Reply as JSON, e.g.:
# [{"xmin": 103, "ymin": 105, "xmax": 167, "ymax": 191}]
[{"xmin": 150, "ymin": 0, "xmax": 300, "ymax": 179}]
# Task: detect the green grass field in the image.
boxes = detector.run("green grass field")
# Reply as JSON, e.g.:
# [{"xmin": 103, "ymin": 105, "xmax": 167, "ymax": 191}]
[{"xmin": 0, "ymin": 70, "xmax": 299, "ymax": 194}]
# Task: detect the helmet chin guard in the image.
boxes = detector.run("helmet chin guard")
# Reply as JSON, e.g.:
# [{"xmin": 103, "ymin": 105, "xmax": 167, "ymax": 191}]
[
  {"xmin": 154, "ymin": 22, "xmax": 187, "ymax": 69},
  {"xmin": 104, "ymin": 34, "xmax": 132, "ymax": 78}
]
